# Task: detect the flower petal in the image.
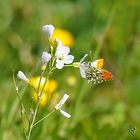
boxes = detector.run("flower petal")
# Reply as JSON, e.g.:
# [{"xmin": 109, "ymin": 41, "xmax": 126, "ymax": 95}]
[
  {"xmin": 42, "ymin": 24, "xmax": 55, "ymax": 38},
  {"xmin": 64, "ymin": 55, "xmax": 74, "ymax": 64},
  {"xmin": 62, "ymin": 46, "xmax": 70, "ymax": 55},
  {"xmin": 79, "ymin": 64, "xmax": 86, "ymax": 78},
  {"xmin": 41, "ymin": 52, "xmax": 51, "ymax": 64},
  {"xmin": 56, "ymin": 45, "xmax": 70, "ymax": 56},
  {"xmin": 55, "ymin": 94, "xmax": 69, "ymax": 110},
  {"xmin": 17, "ymin": 71, "xmax": 29, "ymax": 82},
  {"xmin": 56, "ymin": 61, "xmax": 64, "ymax": 69},
  {"xmin": 58, "ymin": 94, "xmax": 69, "ymax": 105},
  {"xmin": 60, "ymin": 109, "xmax": 71, "ymax": 118}
]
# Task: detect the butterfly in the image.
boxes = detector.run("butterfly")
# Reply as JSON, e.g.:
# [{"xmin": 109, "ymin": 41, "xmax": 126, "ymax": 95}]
[
  {"xmin": 85, "ymin": 59, "xmax": 113, "ymax": 84},
  {"xmin": 91, "ymin": 59, "xmax": 113, "ymax": 80}
]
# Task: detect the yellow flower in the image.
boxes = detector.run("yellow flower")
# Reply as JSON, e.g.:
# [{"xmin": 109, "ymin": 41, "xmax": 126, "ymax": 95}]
[
  {"xmin": 52, "ymin": 28, "xmax": 74, "ymax": 47},
  {"xmin": 30, "ymin": 77, "xmax": 58, "ymax": 107}
]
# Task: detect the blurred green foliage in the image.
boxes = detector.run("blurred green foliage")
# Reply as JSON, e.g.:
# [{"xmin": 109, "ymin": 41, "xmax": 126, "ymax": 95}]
[{"xmin": 0, "ymin": 0, "xmax": 140, "ymax": 140}]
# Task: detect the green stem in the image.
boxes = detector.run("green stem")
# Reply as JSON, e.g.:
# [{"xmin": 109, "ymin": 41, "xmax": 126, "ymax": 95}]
[
  {"xmin": 37, "ymin": 70, "xmax": 45, "ymax": 97},
  {"xmin": 27, "ymin": 74, "xmax": 46, "ymax": 140},
  {"xmin": 13, "ymin": 71, "xmax": 30, "ymax": 139},
  {"xmin": 33, "ymin": 109, "xmax": 55, "ymax": 128},
  {"xmin": 64, "ymin": 64, "xmax": 74, "ymax": 67},
  {"xmin": 30, "ymin": 85, "xmax": 38, "ymax": 94},
  {"xmin": 13, "ymin": 71, "xmax": 29, "ymax": 122},
  {"xmin": 27, "ymin": 100, "xmax": 40, "ymax": 140},
  {"xmin": 27, "ymin": 68, "xmax": 54, "ymax": 140}
]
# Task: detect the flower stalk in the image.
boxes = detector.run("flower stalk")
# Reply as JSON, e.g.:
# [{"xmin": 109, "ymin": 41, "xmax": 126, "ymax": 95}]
[
  {"xmin": 33, "ymin": 109, "xmax": 55, "ymax": 128},
  {"xmin": 13, "ymin": 24, "xmax": 112, "ymax": 140},
  {"xmin": 26, "ymin": 68, "xmax": 53, "ymax": 140}
]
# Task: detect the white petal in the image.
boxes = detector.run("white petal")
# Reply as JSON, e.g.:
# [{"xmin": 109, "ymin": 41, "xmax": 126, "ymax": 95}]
[
  {"xmin": 60, "ymin": 109, "xmax": 71, "ymax": 118},
  {"xmin": 91, "ymin": 60, "xmax": 98, "ymax": 67},
  {"xmin": 79, "ymin": 64, "xmax": 86, "ymax": 78},
  {"xmin": 42, "ymin": 24, "xmax": 55, "ymax": 38},
  {"xmin": 42, "ymin": 52, "xmax": 51, "ymax": 64},
  {"xmin": 55, "ymin": 46, "xmax": 62, "ymax": 56},
  {"xmin": 56, "ymin": 61, "xmax": 64, "ymax": 69},
  {"xmin": 17, "ymin": 71, "xmax": 29, "ymax": 82},
  {"xmin": 55, "ymin": 94, "xmax": 69, "ymax": 110},
  {"xmin": 64, "ymin": 55, "xmax": 74, "ymax": 64},
  {"xmin": 80, "ymin": 54, "xmax": 88, "ymax": 63},
  {"xmin": 62, "ymin": 46, "xmax": 70, "ymax": 55},
  {"xmin": 59, "ymin": 94, "xmax": 69, "ymax": 105},
  {"xmin": 56, "ymin": 45, "xmax": 70, "ymax": 56}
]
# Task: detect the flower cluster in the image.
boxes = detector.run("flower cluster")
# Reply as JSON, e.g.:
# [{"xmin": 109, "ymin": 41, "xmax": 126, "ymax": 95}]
[
  {"xmin": 42, "ymin": 25, "xmax": 74, "ymax": 69},
  {"xmin": 16, "ymin": 24, "xmax": 113, "ymax": 140},
  {"xmin": 17, "ymin": 24, "xmax": 113, "ymax": 116},
  {"xmin": 17, "ymin": 24, "xmax": 74, "ymax": 120}
]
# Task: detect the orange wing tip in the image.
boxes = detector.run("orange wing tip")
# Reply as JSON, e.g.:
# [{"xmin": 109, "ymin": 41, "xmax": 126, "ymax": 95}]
[{"xmin": 101, "ymin": 70, "xmax": 113, "ymax": 81}]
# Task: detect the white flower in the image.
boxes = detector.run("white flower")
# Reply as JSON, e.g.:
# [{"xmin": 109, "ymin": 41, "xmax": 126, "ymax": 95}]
[
  {"xmin": 55, "ymin": 94, "xmax": 71, "ymax": 118},
  {"xmin": 17, "ymin": 71, "xmax": 29, "ymax": 82},
  {"xmin": 55, "ymin": 41, "xmax": 74, "ymax": 69},
  {"xmin": 41, "ymin": 52, "xmax": 51, "ymax": 65},
  {"xmin": 42, "ymin": 24, "xmax": 55, "ymax": 38},
  {"xmin": 79, "ymin": 54, "xmax": 88, "ymax": 78}
]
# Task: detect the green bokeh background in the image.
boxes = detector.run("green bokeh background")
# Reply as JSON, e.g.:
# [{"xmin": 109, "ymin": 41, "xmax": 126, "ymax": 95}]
[{"xmin": 0, "ymin": 0, "xmax": 140, "ymax": 139}]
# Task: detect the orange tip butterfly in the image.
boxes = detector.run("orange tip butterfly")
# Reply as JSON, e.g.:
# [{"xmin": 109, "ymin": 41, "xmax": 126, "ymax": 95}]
[{"xmin": 86, "ymin": 59, "xmax": 113, "ymax": 84}]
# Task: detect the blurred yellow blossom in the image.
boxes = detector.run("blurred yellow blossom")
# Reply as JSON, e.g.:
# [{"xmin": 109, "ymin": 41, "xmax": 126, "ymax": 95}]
[
  {"xmin": 30, "ymin": 77, "xmax": 58, "ymax": 107},
  {"xmin": 66, "ymin": 75, "xmax": 77, "ymax": 86},
  {"xmin": 52, "ymin": 28, "xmax": 74, "ymax": 47}
]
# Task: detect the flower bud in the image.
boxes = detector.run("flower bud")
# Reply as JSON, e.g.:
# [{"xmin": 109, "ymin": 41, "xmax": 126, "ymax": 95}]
[
  {"xmin": 41, "ymin": 52, "xmax": 51, "ymax": 65},
  {"xmin": 42, "ymin": 24, "xmax": 55, "ymax": 38},
  {"xmin": 17, "ymin": 71, "xmax": 29, "ymax": 82}
]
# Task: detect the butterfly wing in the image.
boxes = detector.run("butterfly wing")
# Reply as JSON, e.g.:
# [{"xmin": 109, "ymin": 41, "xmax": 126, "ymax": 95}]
[
  {"xmin": 91, "ymin": 59, "xmax": 104, "ymax": 69},
  {"xmin": 85, "ymin": 59, "xmax": 113, "ymax": 84},
  {"xmin": 101, "ymin": 69, "xmax": 113, "ymax": 81}
]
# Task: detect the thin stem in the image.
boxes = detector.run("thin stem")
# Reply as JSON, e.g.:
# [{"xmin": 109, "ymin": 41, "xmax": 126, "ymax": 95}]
[
  {"xmin": 30, "ymin": 85, "xmax": 38, "ymax": 93},
  {"xmin": 27, "ymin": 71, "xmax": 45, "ymax": 140},
  {"xmin": 64, "ymin": 64, "xmax": 74, "ymax": 67},
  {"xmin": 27, "ymin": 68, "xmax": 54, "ymax": 140},
  {"xmin": 50, "ymin": 64, "xmax": 74, "ymax": 72},
  {"xmin": 27, "ymin": 100, "xmax": 40, "ymax": 140},
  {"xmin": 37, "ymin": 70, "xmax": 45, "ymax": 97},
  {"xmin": 51, "ymin": 57, "xmax": 56, "ymax": 67},
  {"xmin": 12, "ymin": 70, "xmax": 30, "ymax": 122},
  {"xmin": 39, "ymin": 67, "xmax": 55, "ymax": 97},
  {"xmin": 33, "ymin": 109, "xmax": 55, "ymax": 128},
  {"xmin": 13, "ymin": 70, "xmax": 30, "ymax": 139}
]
